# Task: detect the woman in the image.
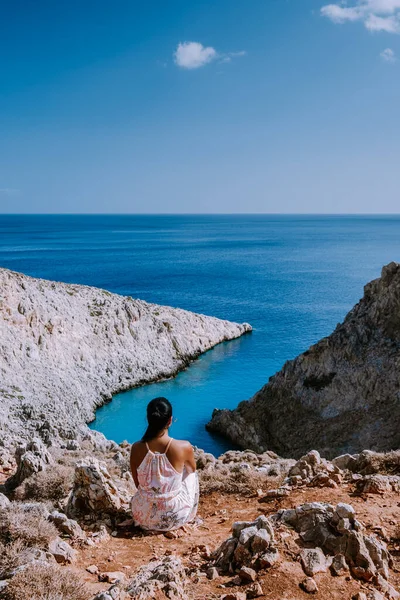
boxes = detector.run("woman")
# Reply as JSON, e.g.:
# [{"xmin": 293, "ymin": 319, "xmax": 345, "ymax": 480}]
[{"xmin": 130, "ymin": 397, "xmax": 199, "ymax": 532}]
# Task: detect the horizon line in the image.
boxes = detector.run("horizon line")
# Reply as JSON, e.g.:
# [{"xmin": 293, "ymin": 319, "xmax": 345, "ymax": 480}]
[{"xmin": 2, "ymin": 212, "xmax": 400, "ymax": 217}]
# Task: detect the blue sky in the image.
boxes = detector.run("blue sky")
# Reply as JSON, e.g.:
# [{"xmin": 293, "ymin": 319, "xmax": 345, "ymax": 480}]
[{"xmin": 0, "ymin": 0, "xmax": 399, "ymax": 213}]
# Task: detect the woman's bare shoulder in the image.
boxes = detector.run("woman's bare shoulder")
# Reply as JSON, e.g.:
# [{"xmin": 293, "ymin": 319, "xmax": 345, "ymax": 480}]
[
  {"xmin": 130, "ymin": 441, "xmax": 146, "ymax": 456},
  {"xmin": 171, "ymin": 439, "xmax": 194, "ymax": 454}
]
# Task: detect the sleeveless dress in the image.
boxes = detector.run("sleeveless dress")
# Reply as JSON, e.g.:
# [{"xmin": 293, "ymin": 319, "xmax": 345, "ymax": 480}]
[{"xmin": 131, "ymin": 438, "xmax": 199, "ymax": 532}]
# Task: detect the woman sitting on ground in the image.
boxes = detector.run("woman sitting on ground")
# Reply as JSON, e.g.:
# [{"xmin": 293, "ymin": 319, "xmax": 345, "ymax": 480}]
[{"xmin": 130, "ymin": 397, "xmax": 199, "ymax": 532}]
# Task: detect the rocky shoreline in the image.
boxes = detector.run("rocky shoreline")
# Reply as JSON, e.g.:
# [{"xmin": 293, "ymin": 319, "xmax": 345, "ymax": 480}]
[
  {"xmin": 207, "ymin": 262, "xmax": 400, "ymax": 459},
  {"xmin": 0, "ymin": 268, "xmax": 251, "ymax": 453}
]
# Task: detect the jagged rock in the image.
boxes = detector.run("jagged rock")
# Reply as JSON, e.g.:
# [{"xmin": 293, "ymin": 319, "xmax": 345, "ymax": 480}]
[
  {"xmin": 356, "ymin": 475, "xmax": 400, "ymax": 494},
  {"xmin": 332, "ymin": 453, "xmax": 359, "ymax": 471},
  {"xmin": 331, "ymin": 553, "xmax": 349, "ymax": 576},
  {"xmin": 301, "ymin": 577, "xmax": 319, "ymax": 593},
  {"xmin": 67, "ymin": 457, "xmax": 132, "ymax": 518},
  {"xmin": 207, "ymin": 263, "xmax": 400, "ymax": 457},
  {"xmin": 213, "ymin": 515, "xmax": 278, "ymax": 572},
  {"xmin": 93, "ymin": 586, "xmax": 125, "ymax": 600},
  {"xmin": 48, "ymin": 510, "xmax": 85, "ymax": 539},
  {"xmin": 246, "ymin": 583, "xmax": 264, "ymax": 598},
  {"xmin": 238, "ymin": 566, "xmax": 257, "ymax": 582},
  {"xmin": 126, "ymin": 555, "xmax": 187, "ymax": 599},
  {"xmin": 48, "ymin": 537, "xmax": 77, "ymax": 564},
  {"xmin": 374, "ymin": 574, "xmax": 400, "ymax": 599},
  {"xmin": 0, "ymin": 268, "xmax": 250, "ymax": 446},
  {"xmin": 284, "ymin": 450, "xmax": 343, "ymax": 488},
  {"xmin": 6, "ymin": 438, "xmax": 53, "ymax": 489},
  {"xmin": 274, "ymin": 502, "xmax": 392, "ymax": 583}
]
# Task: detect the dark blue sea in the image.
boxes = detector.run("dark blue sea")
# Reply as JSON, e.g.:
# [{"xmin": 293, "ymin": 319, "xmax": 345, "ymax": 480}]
[{"xmin": 1, "ymin": 214, "xmax": 399, "ymax": 455}]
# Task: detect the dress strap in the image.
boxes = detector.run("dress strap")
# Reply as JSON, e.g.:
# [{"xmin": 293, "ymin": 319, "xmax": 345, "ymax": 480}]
[
  {"xmin": 145, "ymin": 442, "xmax": 150, "ymax": 453},
  {"xmin": 164, "ymin": 438, "xmax": 173, "ymax": 454}
]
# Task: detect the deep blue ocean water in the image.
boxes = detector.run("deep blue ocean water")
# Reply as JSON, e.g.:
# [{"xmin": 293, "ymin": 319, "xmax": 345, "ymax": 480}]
[{"xmin": 1, "ymin": 214, "xmax": 400, "ymax": 455}]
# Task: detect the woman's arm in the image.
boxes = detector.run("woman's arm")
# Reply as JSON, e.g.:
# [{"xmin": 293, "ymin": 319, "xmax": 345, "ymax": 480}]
[
  {"xmin": 184, "ymin": 442, "xmax": 197, "ymax": 473},
  {"xmin": 130, "ymin": 443, "xmax": 140, "ymax": 488}
]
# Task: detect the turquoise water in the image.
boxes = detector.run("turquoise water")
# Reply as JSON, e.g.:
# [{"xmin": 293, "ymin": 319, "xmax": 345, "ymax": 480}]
[{"xmin": 1, "ymin": 214, "xmax": 400, "ymax": 454}]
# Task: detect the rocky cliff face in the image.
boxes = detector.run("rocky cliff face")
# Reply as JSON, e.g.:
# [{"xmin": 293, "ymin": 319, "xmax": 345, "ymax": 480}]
[
  {"xmin": 207, "ymin": 262, "xmax": 400, "ymax": 458},
  {"xmin": 0, "ymin": 268, "xmax": 251, "ymax": 446}
]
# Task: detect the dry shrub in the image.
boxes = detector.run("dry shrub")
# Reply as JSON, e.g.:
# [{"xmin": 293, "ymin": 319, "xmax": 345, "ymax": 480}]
[
  {"xmin": 354, "ymin": 450, "xmax": 400, "ymax": 475},
  {"xmin": 0, "ymin": 503, "xmax": 58, "ymax": 547},
  {"xmin": 199, "ymin": 465, "xmax": 282, "ymax": 495},
  {"xmin": 0, "ymin": 539, "xmax": 28, "ymax": 579},
  {"xmin": 15, "ymin": 464, "xmax": 74, "ymax": 502},
  {"xmin": 3, "ymin": 564, "xmax": 88, "ymax": 600}
]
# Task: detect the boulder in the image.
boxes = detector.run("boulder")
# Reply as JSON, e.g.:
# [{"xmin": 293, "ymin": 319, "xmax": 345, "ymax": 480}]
[
  {"xmin": 48, "ymin": 537, "xmax": 77, "ymax": 564},
  {"xmin": 67, "ymin": 457, "xmax": 132, "ymax": 519},
  {"xmin": 126, "ymin": 555, "xmax": 187, "ymax": 600},
  {"xmin": 48, "ymin": 510, "xmax": 85, "ymax": 539},
  {"xmin": 212, "ymin": 515, "xmax": 278, "ymax": 572},
  {"xmin": 274, "ymin": 502, "xmax": 392, "ymax": 583}
]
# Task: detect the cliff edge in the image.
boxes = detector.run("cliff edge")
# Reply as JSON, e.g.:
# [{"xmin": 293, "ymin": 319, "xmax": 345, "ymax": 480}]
[
  {"xmin": 0, "ymin": 268, "xmax": 251, "ymax": 446},
  {"xmin": 207, "ymin": 262, "xmax": 400, "ymax": 458}
]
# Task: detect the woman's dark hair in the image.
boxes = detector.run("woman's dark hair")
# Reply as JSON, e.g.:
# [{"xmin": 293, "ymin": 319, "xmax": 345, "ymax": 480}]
[{"xmin": 141, "ymin": 397, "xmax": 173, "ymax": 442}]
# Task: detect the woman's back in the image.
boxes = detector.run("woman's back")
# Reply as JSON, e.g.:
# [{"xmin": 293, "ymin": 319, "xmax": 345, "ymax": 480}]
[
  {"xmin": 136, "ymin": 438, "xmax": 182, "ymax": 495},
  {"xmin": 129, "ymin": 397, "xmax": 199, "ymax": 532}
]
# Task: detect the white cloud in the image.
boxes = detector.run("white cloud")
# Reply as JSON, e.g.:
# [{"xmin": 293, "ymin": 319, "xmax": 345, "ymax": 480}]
[
  {"xmin": 174, "ymin": 42, "xmax": 217, "ymax": 69},
  {"xmin": 365, "ymin": 13, "xmax": 400, "ymax": 30},
  {"xmin": 320, "ymin": 4, "xmax": 362, "ymax": 22},
  {"xmin": 380, "ymin": 46, "xmax": 397, "ymax": 59},
  {"xmin": 174, "ymin": 42, "xmax": 246, "ymax": 70},
  {"xmin": 321, "ymin": 0, "xmax": 400, "ymax": 33}
]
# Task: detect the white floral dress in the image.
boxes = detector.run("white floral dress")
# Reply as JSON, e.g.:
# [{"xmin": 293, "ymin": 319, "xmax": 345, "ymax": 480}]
[{"xmin": 131, "ymin": 438, "xmax": 199, "ymax": 532}]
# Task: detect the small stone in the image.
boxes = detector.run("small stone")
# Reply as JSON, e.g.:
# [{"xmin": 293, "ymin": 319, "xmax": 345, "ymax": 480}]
[
  {"xmin": 86, "ymin": 564, "xmax": 99, "ymax": 575},
  {"xmin": 246, "ymin": 582, "xmax": 264, "ymax": 599},
  {"xmin": 239, "ymin": 566, "xmax": 257, "ymax": 583},
  {"xmin": 164, "ymin": 530, "xmax": 178, "ymax": 539},
  {"xmin": 300, "ymin": 577, "xmax": 318, "ymax": 594},
  {"xmin": 99, "ymin": 572, "xmax": 126, "ymax": 584},
  {"xmin": 207, "ymin": 567, "xmax": 219, "ymax": 580},
  {"xmin": 352, "ymin": 594, "xmax": 367, "ymax": 600},
  {"xmin": 335, "ymin": 503, "xmax": 355, "ymax": 519},
  {"xmin": 221, "ymin": 594, "xmax": 247, "ymax": 600}
]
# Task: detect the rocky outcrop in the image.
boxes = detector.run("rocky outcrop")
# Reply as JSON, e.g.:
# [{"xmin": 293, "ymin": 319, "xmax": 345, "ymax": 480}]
[
  {"xmin": 274, "ymin": 502, "xmax": 392, "ymax": 583},
  {"xmin": 0, "ymin": 268, "xmax": 250, "ymax": 447},
  {"xmin": 5, "ymin": 438, "xmax": 54, "ymax": 490},
  {"xmin": 125, "ymin": 556, "xmax": 188, "ymax": 599},
  {"xmin": 212, "ymin": 515, "xmax": 279, "ymax": 573},
  {"xmin": 207, "ymin": 263, "xmax": 400, "ymax": 458},
  {"xmin": 67, "ymin": 457, "xmax": 134, "ymax": 520}
]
